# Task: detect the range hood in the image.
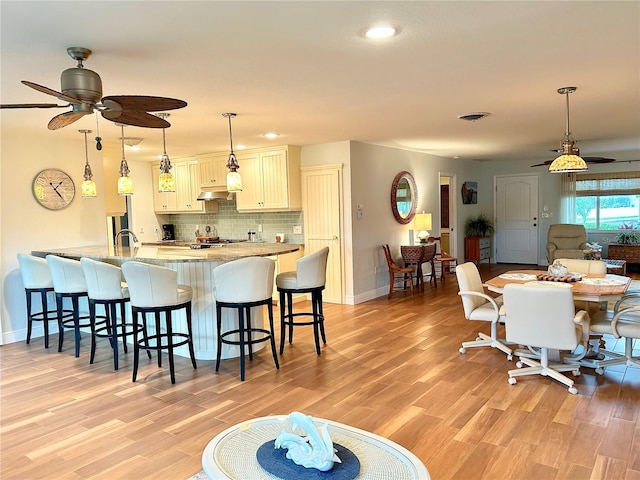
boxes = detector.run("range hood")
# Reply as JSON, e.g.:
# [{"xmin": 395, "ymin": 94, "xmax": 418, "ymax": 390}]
[{"xmin": 197, "ymin": 190, "xmax": 234, "ymax": 201}]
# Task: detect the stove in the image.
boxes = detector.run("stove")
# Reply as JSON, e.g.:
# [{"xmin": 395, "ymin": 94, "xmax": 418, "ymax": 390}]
[{"xmin": 190, "ymin": 239, "xmax": 247, "ymax": 249}]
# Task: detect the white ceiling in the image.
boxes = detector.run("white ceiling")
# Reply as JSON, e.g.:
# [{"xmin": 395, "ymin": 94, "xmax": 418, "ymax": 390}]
[{"xmin": 1, "ymin": 1, "xmax": 639, "ymax": 166}]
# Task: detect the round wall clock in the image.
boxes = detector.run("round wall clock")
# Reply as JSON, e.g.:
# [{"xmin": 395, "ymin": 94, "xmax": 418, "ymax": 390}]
[{"xmin": 32, "ymin": 168, "xmax": 76, "ymax": 210}]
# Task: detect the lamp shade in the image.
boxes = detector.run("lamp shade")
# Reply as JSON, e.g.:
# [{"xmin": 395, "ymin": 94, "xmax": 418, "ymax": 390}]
[
  {"xmin": 414, "ymin": 213, "xmax": 432, "ymax": 231},
  {"xmin": 81, "ymin": 180, "xmax": 97, "ymax": 198},
  {"xmin": 227, "ymin": 171, "xmax": 242, "ymax": 192},
  {"xmin": 117, "ymin": 175, "xmax": 133, "ymax": 196},
  {"xmin": 158, "ymin": 172, "xmax": 176, "ymax": 192}
]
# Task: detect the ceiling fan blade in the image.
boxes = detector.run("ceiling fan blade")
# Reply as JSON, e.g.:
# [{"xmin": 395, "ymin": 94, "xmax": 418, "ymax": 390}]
[
  {"xmin": 530, "ymin": 160, "xmax": 553, "ymax": 167},
  {"xmin": 22, "ymin": 80, "xmax": 83, "ymax": 105},
  {"xmin": 0, "ymin": 103, "xmax": 69, "ymax": 109},
  {"xmin": 101, "ymin": 108, "xmax": 170, "ymax": 128},
  {"xmin": 47, "ymin": 110, "xmax": 87, "ymax": 130},
  {"xmin": 102, "ymin": 95, "xmax": 187, "ymax": 112},
  {"xmin": 583, "ymin": 157, "xmax": 616, "ymax": 163}
]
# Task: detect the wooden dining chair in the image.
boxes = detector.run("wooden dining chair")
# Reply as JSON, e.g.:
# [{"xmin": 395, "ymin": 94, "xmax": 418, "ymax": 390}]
[
  {"xmin": 382, "ymin": 244, "xmax": 414, "ymax": 299},
  {"xmin": 429, "ymin": 236, "xmax": 457, "ymax": 284}
]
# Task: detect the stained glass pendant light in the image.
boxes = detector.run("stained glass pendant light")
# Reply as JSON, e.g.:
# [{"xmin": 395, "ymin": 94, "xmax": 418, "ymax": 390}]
[
  {"xmin": 223, "ymin": 113, "xmax": 242, "ymax": 192},
  {"xmin": 548, "ymin": 87, "xmax": 588, "ymax": 173},
  {"xmin": 117, "ymin": 124, "xmax": 133, "ymax": 195},
  {"xmin": 79, "ymin": 129, "xmax": 97, "ymax": 197},
  {"xmin": 156, "ymin": 113, "xmax": 175, "ymax": 192}
]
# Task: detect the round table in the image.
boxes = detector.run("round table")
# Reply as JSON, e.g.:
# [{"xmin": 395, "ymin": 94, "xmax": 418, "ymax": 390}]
[{"xmin": 202, "ymin": 415, "xmax": 430, "ymax": 479}]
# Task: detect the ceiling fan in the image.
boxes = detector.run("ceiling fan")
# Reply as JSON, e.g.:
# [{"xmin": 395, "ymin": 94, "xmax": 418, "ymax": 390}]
[{"xmin": 0, "ymin": 47, "xmax": 187, "ymax": 130}]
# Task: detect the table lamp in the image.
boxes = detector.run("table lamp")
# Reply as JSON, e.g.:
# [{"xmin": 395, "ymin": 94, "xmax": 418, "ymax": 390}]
[{"xmin": 414, "ymin": 212, "xmax": 432, "ymax": 243}]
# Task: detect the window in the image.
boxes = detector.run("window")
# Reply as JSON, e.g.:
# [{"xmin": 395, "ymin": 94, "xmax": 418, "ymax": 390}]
[{"xmin": 574, "ymin": 172, "xmax": 640, "ymax": 231}]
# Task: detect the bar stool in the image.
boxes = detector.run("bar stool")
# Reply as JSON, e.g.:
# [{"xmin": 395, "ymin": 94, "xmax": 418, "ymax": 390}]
[
  {"xmin": 213, "ymin": 257, "xmax": 279, "ymax": 381},
  {"xmin": 17, "ymin": 253, "xmax": 59, "ymax": 348},
  {"xmin": 121, "ymin": 261, "xmax": 197, "ymax": 384},
  {"xmin": 46, "ymin": 254, "xmax": 99, "ymax": 357},
  {"xmin": 81, "ymin": 258, "xmax": 145, "ymax": 370},
  {"xmin": 276, "ymin": 247, "xmax": 329, "ymax": 355}
]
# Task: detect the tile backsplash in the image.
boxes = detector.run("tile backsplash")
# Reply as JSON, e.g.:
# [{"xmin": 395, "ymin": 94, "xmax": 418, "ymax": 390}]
[{"xmin": 166, "ymin": 198, "xmax": 305, "ymax": 244}]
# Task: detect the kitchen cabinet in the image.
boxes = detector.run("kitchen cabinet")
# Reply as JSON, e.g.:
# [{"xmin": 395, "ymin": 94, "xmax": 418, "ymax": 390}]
[
  {"xmin": 174, "ymin": 159, "xmax": 203, "ymax": 212},
  {"xmin": 197, "ymin": 153, "xmax": 228, "ymax": 190},
  {"xmin": 151, "ymin": 159, "xmax": 203, "ymax": 213},
  {"xmin": 235, "ymin": 146, "xmax": 302, "ymax": 212},
  {"xmin": 465, "ymin": 236, "xmax": 491, "ymax": 264}
]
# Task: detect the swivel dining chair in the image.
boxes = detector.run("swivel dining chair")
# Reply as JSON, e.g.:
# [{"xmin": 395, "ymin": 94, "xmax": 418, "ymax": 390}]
[
  {"xmin": 81, "ymin": 257, "xmax": 145, "ymax": 370},
  {"xmin": 17, "ymin": 253, "xmax": 59, "ymax": 348},
  {"xmin": 46, "ymin": 254, "xmax": 100, "ymax": 357},
  {"xmin": 213, "ymin": 257, "xmax": 279, "ymax": 380},
  {"xmin": 589, "ymin": 293, "xmax": 640, "ymax": 374},
  {"xmin": 276, "ymin": 247, "xmax": 330, "ymax": 356},
  {"xmin": 382, "ymin": 244, "xmax": 414, "ymax": 299},
  {"xmin": 121, "ymin": 261, "xmax": 197, "ymax": 384},
  {"xmin": 503, "ymin": 283, "xmax": 591, "ymax": 394},
  {"xmin": 556, "ymin": 257, "xmax": 607, "ymax": 314},
  {"xmin": 455, "ymin": 262, "xmax": 512, "ymax": 360}
]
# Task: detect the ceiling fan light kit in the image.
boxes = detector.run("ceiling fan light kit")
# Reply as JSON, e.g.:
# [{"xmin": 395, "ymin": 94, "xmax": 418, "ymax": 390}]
[
  {"xmin": 223, "ymin": 113, "xmax": 242, "ymax": 193},
  {"xmin": 548, "ymin": 86, "xmax": 588, "ymax": 173},
  {"xmin": 79, "ymin": 129, "xmax": 97, "ymax": 198}
]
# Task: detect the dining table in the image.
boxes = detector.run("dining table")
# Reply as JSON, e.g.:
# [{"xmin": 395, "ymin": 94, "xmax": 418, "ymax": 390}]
[{"xmin": 484, "ymin": 269, "xmax": 632, "ymax": 303}]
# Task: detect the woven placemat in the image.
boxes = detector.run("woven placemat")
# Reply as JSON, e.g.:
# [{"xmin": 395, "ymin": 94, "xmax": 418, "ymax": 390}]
[{"xmin": 536, "ymin": 273, "xmax": 581, "ymax": 283}]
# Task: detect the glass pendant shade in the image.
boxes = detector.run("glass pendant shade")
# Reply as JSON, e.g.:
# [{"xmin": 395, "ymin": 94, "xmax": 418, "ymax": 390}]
[
  {"xmin": 227, "ymin": 169, "xmax": 242, "ymax": 192},
  {"xmin": 79, "ymin": 129, "xmax": 97, "ymax": 198},
  {"xmin": 159, "ymin": 171, "xmax": 176, "ymax": 192},
  {"xmin": 118, "ymin": 174, "xmax": 133, "ymax": 196}
]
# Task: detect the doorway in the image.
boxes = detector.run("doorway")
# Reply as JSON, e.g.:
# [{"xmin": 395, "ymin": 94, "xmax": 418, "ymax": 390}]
[{"xmin": 439, "ymin": 173, "xmax": 457, "ymax": 258}]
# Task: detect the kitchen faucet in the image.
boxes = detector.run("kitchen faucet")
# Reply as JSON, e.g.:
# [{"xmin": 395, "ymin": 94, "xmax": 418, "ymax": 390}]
[{"xmin": 115, "ymin": 228, "xmax": 139, "ymax": 246}]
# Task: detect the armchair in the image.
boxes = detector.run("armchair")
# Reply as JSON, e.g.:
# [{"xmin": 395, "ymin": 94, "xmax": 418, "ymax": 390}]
[{"xmin": 546, "ymin": 224, "xmax": 588, "ymax": 263}]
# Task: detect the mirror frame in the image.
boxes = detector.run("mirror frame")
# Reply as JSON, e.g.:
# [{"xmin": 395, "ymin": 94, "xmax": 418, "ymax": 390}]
[{"xmin": 390, "ymin": 171, "xmax": 418, "ymax": 224}]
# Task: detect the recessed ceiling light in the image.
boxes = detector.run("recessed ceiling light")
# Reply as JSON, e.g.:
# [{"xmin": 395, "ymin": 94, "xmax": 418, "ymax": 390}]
[
  {"xmin": 235, "ymin": 144, "xmax": 247, "ymax": 150},
  {"xmin": 364, "ymin": 25, "xmax": 397, "ymax": 39},
  {"xmin": 263, "ymin": 132, "xmax": 279, "ymax": 139}
]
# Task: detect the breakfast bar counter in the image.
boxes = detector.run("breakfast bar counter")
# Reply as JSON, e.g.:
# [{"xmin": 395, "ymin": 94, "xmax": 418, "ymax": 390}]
[{"xmin": 32, "ymin": 243, "xmax": 301, "ymax": 361}]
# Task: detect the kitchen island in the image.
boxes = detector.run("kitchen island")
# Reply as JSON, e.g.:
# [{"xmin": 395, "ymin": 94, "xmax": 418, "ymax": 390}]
[{"xmin": 32, "ymin": 243, "xmax": 300, "ymax": 361}]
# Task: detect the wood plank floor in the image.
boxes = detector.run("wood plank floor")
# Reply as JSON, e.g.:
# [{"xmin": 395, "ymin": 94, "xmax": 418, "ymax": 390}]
[{"xmin": 2, "ymin": 263, "xmax": 639, "ymax": 479}]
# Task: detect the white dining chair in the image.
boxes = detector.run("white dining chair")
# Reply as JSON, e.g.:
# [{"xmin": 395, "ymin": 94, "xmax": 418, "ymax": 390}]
[
  {"xmin": 503, "ymin": 283, "xmax": 591, "ymax": 394},
  {"xmin": 455, "ymin": 262, "xmax": 512, "ymax": 360}
]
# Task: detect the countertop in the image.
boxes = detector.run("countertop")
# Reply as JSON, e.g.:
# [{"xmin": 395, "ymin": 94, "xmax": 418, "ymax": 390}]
[{"xmin": 32, "ymin": 243, "xmax": 301, "ymax": 264}]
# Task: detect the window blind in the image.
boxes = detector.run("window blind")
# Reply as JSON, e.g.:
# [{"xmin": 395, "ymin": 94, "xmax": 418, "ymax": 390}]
[{"xmin": 575, "ymin": 171, "xmax": 640, "ymax": 197}]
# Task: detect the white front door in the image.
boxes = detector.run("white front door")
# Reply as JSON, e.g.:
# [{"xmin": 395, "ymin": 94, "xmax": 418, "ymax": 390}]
[
  {"xmin": 495, "ymin": 175, "xmax": 539, "ymax": 264},
  {"xmin": 301, "ymin": 165, "xmax": 344, "ymax": 304}
]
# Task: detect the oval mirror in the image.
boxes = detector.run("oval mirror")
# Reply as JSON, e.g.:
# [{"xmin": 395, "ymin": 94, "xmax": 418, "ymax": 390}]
[{"xmin": 391, "ymin": 171, "xmax": 417, "ymax": 224}]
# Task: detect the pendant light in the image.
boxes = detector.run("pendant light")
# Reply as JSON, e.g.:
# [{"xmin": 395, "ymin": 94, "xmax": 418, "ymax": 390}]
[
  {"xmin": 548, "ymin": 86, "xmax": 588, "ymax": 173},
  {"xmin": 223, "ymin": 112, "xmax": 242, "ymax": 192},
  {"xmin": 79, "ymin": 129, "xmax": 97, "ymax": 198},
  {"xmin": 117, "ymin": 123, "xmax": 134, "ymax": 195},
  {"xmin": 156, "ymin": 113, "xmax": 175, "ymax": 192}
]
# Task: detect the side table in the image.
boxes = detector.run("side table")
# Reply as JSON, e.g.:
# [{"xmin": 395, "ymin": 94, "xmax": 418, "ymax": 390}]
[{"xmin": 202, "ymin": 415, "xmax": 430, "ymax": 479}]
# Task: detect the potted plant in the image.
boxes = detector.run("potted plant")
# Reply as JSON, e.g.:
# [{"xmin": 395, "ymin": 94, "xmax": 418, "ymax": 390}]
[
  {"xmin": 464, "ymin": 214, "xmax": 495, "ymax": 238},
  {"xmin": 617, "ymin": 230, "xmax": 639, "ymax": 245}
]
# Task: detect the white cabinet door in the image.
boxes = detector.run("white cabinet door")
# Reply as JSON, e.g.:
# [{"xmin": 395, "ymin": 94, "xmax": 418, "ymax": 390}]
[
  {"xmin": 235, "ymin": 152, "xmax": 262, "ymax": 210},
  {"xmin": 261, "ymin": 149, "xmax": 289, "ymax": 209},
  {"xmin": 198, "ymin": 153, "xmax": 228, "ymax": 190}
]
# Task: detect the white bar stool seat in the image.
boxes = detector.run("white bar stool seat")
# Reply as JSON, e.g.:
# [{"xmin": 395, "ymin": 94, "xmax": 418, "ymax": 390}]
[
  {"xmin": 81, "ymin": 258, "xmax": 146, "ymax": 370},
  {"xmin": 17, "ymin": 253, "xmax": 58, "ymax": 348},
  {"xmin": 46, "ymin": 255, "xmax": 103, "ymax": 357},
  {"xmin": 213, "ymin": 257, "xmax": 279, "ymax": 381},
  {"xmin": 121, "ymin": 261, "xmax": 197, "ymax": 384},
  {"xmin": 276, "ymin": 247, "xmax": 329, "ymax": 355}
]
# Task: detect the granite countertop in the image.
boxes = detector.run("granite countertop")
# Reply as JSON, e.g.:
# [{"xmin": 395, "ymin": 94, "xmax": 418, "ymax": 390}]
[{"xmin": 32, "ymin": 243, "xmax": 301, "ymax": 264}]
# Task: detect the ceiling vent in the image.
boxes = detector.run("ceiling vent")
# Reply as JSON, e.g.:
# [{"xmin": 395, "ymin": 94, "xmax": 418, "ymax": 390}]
[{"xmin": 458, "ymin": 112, "xmax": 491, "ymax": 122}]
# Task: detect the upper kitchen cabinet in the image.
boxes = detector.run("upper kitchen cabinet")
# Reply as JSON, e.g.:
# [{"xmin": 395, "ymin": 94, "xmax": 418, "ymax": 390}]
[
  {"xmin": 235, "ymin": 146, "xmax": 302, "ymax": 212},
  {"xmin": 197, "ymin": 153, "xmax": 228, "ymax": 190},
  {"xmin": 151, "ymin": 159, "xmax": 204, "ymax": 213}
]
